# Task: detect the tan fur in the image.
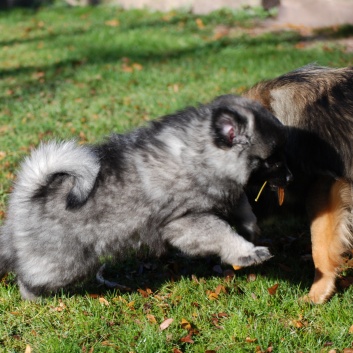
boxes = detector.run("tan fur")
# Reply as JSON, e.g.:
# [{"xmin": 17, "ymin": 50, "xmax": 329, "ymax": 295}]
[
  {"xmin": 306, "ymin": 177, "xmax": 352, "ymax": 303},
  {"xmin": 245, "ymin": 65, "xmax": 353, "ymax": 303}
]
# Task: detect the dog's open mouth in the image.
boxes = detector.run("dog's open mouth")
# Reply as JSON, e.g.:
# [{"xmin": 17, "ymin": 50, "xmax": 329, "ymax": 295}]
[{"xmin": 255, "ymin": 181, "xmax": 285, "ymax": 206}]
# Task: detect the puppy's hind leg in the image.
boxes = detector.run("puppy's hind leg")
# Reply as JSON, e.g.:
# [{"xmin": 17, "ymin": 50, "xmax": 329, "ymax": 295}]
[
  {"xmin": 306, "ymin": 177, "xmax": 351, "ymax": 304},
  {"xmin": 162, "ymin": 213, "xmax": 272, "ymax": 267}
]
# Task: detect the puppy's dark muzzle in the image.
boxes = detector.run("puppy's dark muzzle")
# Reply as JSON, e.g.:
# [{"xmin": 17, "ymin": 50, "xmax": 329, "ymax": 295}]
[
  {"xmin": 268, "ymin": 167, "xmax": 293, "ymax": 190},
  {"xmin": 268, "ymin": 167, "xmax": 292, "ymax": 206}
]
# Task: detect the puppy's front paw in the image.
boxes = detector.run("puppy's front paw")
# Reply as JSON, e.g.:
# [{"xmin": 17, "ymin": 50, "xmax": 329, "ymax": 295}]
[{"xmin": 235, "ymin": 246, "xmax": 272, "ymax": 267}]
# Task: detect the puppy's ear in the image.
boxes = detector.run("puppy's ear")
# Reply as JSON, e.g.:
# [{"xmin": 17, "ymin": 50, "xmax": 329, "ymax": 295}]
[{"xmin": 212, "ymin": 108, "xmax": 250, "ymax": 148}]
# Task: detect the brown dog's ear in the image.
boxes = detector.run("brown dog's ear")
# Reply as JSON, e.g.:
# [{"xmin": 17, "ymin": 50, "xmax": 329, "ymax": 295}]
[{"xmin": 212, "ymin": 108, "xmax": 250, "ymax": 148}]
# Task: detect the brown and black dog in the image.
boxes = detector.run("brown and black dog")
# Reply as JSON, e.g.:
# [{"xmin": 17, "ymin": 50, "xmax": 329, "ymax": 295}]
[{"xmin": 245, "ymin": 64, "xmax": 353, "ymax": 303}]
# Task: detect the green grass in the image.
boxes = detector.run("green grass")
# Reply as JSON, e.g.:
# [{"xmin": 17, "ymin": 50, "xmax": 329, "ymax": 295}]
[{"xmin": 1, "ymin": 4, "xmax": 353, "ymax": 352}]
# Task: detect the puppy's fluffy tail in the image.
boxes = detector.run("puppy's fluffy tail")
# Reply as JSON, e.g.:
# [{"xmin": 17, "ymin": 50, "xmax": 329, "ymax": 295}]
[{"xmin": 15, "ymin": 140, "xmax": 100, "ymax": 208}]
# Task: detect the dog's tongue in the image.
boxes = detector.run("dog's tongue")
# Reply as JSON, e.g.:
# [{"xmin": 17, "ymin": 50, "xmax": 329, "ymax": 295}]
[{"xmin": 278, "ymin": 187, "xmax": 285, "ymax": 206}]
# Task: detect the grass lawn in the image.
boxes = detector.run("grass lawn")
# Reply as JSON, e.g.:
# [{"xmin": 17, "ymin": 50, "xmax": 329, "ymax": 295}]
[{"xmin": 1, "ymin": 3, "xmax": 353, "ymax": 352}]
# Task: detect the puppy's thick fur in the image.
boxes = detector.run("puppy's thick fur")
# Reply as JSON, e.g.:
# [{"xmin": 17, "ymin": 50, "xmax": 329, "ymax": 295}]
[
  {"xmin": 0, "ymin": 95, "xmax": 290, "ymax": 300},
  {"xmin": 245, "ymin": 65, "xmax": 353, "ymax": 303}
]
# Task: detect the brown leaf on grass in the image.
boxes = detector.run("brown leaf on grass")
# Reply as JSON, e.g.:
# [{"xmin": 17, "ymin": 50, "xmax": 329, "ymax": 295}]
[
  {"xmin": 195, "ymin": 18, "xmax": 205, "ymax": 29},
  {"xmin": 32, "ymin": 71, "xmax": 45, "ymax": 80},
  {"xmin": 127, "ymin": 301, "xmax": 135, "ymax": 310},
  {"xmin": 105, "ymin": 19, "xmax": 120, "ymax": 27},
  {"xmin": 99, "ymin": 297, "xmax": 110, "ymax": 306},
  {"xmin": 138, "ymin": 288, "xmax": 152, "ymax": 297},
  {"xmin": 160, "ymin": 318, "xmax": 174, "ymax": 331},
  {"xmin": 213, "ymin": 25, "xmax": 230, "ymax": 40},
  {"xmin": 295, "ymin": 42, "xmax": 307, "ymax": 49},
  {"xmin": 25, "ymin": 345, "xmax": 32, "ymax": 353},
  {"xmin": 205, "ymin": 350, "xmax": 217, "ymax": 353},
  {"xmin": 292, "ymin": 319, "xmax": 308, "ymax": 328},
  {"xmin": 343, "ymin": 349, "xmax": 353, "ymax": 353},
  {"xmin": 180, "ymin": 334, "xmax": 194, "ymax": 344},
  {"xmin": 214, "ymin": 284, "xmax": 226, "ymax": 295},
  {"xmin": 0, "ymin": 151, "xmax": 6, "ymax": 160},
  {"xmin": 245, "ymin": 337, "xmax": 257, "ymax": 343},
  {"xmin": 208, "ymin": 292, "xmax": 218, "ymax": 300},
  {"xmin": 0, "ymin": 125, "xmax": 11, "ymax": 133},
  {"xmin": 51, "ymin": 301, "xmax": 66, "ymax": 312},
  {"xmin": 349, "ymin": 324, "xmax": 353, "ymax": 333},
  {"xmin": 267, "ymin": 283, "xmax": 279, "ymax": 295},
  {"xmin": 214, "ymin": 312, "xmax": 228, "ymax": 318},
  {"xmin": 211, "ymin": 318, "xmax": 224, "ymax": 330},
  {"xmin": 173, "ymin": 349, "xmax": 183, "ymax": 353},
  {"xmin": 132, "ymin": 63, "xmax": 143, "ymax": 71},
  {"xmin": 181, "ymin": 318, "xmax": 192, "ymax": 331},
  {"xmin": 122, "ymin": 62, "xmax": 143, "ymax": 73},
  {"xmin": 101, "ymin": 341, "xmax": 119, "ymax": 349},
  {"xmin": 146, "ymin": 314, "xmax": 157, "ymax": 324}
]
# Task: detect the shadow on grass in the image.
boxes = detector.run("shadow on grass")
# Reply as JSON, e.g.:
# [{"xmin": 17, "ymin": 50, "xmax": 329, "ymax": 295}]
[
  {"xmin": 1, "ymin": 22, "xmax": 352, "ymax": 104},
  {"xmin": 57, "ymin": 213, "xmax": 315, "ymax": 300}
]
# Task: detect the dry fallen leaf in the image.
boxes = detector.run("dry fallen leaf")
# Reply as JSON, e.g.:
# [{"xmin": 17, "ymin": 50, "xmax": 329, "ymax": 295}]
[
  {"xmin": 137, "ymin": 288, "xmax": 149, "ymax": 297},
  {"xmin": 105, "ymin": 19, "xmax": 120, "ymax": 27},
  {"xmin": 160, "ymin": 318, "xmax": 174, "ymax": 331},
  {"xmin": 195, "ymin": 18, "xmax": 205, "ymax": 29},
  {"xmin": 181, "ymin": 318, "xmax": 192, "ymax": 331},
  {"xmin": 101, "ymin": 341, "xmax": 119, "ymax": 349},
  {"xmin": 267, "ymin": 283, "xmax": 279, "ymax": 295},
  {"xmin": 25, "ymin": 345, "xmax": 32, "ymax": 353},
  {"xmin": 349, "ymin": 324, "xmax": 353, "ymax": 333},
  {"xmin": 146, "ymin": 314, "xmax": 157, "ymax": 324},
  {"xmin": 245, "ymin": 337, "xmax": 257, "ymax": 343},
  {"xmin": 99, "ymin": 297, "xmax": 110, "ymax": 306},
  {"xmin": 127, "ymin": 301, "xmax": 135, "ymax": 310},
  {"xmin": 215, "ymin": 284, "xmax": 226, "ymax": 295},
  {"xmin": 180, "ymin": 334, "xmax": 194, "ymax": 343},
  {"xmin": 208, "ymin": 292, "xmax": 218, "ymax": 300},
  {"xmin": 180, "ymin": 334, "xmax": 195, "ymax": 343},
  {"xmin": 51, "ymin": 301, "xmax": 66, "ymax": 312}
]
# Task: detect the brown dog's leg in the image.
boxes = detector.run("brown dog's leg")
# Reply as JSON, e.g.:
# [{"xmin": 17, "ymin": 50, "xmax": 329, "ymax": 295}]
[{"xmin": 307, "ymin": 177, "xmax": 351, "ymax": 303}]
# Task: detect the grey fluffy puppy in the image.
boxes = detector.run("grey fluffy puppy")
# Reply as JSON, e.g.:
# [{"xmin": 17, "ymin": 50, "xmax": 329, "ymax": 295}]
[{"xmin": 0, "ymin": 95, "xmax": 291, "ymax": 300}]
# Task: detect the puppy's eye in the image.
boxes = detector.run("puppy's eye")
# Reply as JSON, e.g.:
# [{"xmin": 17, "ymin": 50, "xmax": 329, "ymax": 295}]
[{"xmin": 264, "ymin": 160, "xmax": 281, "ymax": 170}]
